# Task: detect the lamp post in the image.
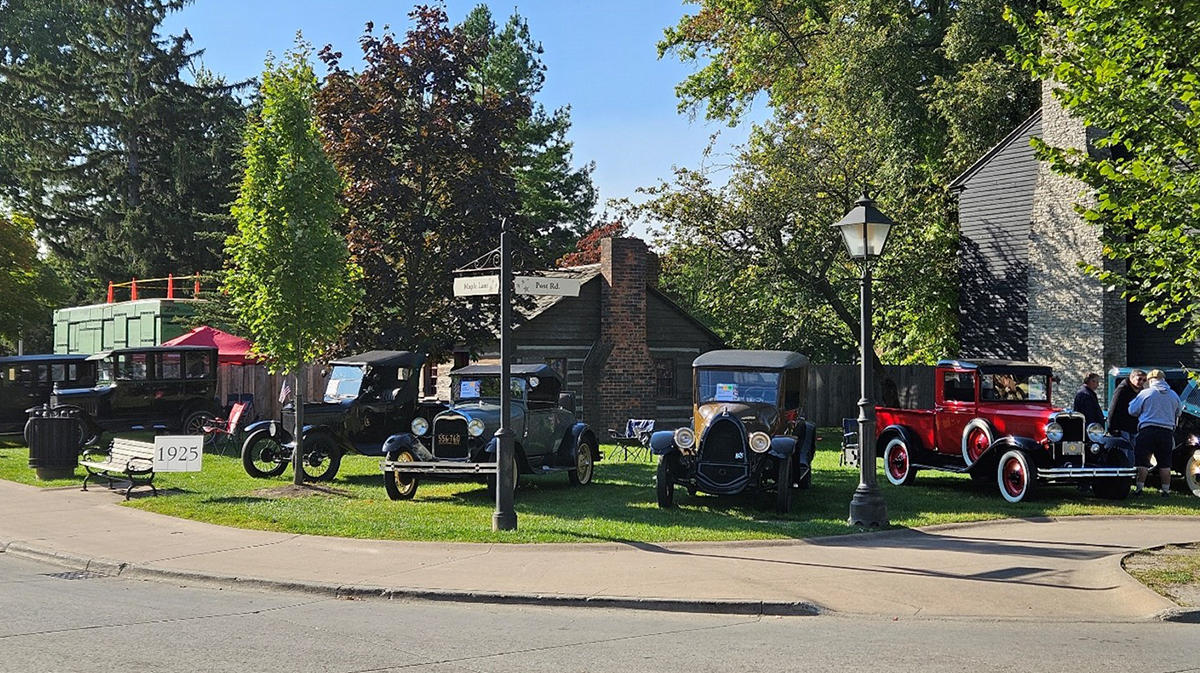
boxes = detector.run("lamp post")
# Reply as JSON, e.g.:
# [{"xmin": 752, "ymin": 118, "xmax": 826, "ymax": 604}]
[
  {"xmin": 494, "ymin": 218, "xmax": 518, "ymax": 531},
  {"xmin": 833, "ymin": 194, "xmax": 895, "ymax": 528}
]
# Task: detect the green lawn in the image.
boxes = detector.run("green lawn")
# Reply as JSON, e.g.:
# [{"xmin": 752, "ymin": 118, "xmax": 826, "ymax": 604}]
[{"xmin": 1, "ymin": 431, "xmax": 1197, "ymax": 543}]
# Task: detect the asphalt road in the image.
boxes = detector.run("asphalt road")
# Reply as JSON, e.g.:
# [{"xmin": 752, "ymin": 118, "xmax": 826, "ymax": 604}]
[{"xmin": 1, "ymin": 553, "xmax": 1196, "ymax": 673}]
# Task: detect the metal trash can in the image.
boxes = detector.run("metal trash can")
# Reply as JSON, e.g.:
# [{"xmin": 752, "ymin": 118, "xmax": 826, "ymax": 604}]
[{"xmin": 25, "ymin": 406, "xmax": 85, "ymax": 480}]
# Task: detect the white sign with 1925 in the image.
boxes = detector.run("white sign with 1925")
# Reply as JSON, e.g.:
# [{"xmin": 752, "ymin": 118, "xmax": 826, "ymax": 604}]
[{"xmin": 153, "ymin": 436, "xmax": 204, "ymax": 472}]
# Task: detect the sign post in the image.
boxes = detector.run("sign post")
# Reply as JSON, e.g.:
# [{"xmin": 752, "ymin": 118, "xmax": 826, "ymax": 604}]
[{"xmin": 493, "ymin": 222, "xmax": 518, "ymax": 531}]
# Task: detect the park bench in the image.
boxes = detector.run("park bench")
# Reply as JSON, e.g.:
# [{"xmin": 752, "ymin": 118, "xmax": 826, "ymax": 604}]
[{"xmin": 81, "ymin": 437, "xmax": 158, "ymax": 500}]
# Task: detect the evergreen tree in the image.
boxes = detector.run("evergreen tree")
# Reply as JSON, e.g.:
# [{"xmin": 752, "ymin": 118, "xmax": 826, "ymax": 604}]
[
  {"xmin": 460, "ymin": 6, "xmax": 597, "ymax": 264},
  {"xmin": 0, "ymin": 0, "xmax": 246, "ymax": 296}
]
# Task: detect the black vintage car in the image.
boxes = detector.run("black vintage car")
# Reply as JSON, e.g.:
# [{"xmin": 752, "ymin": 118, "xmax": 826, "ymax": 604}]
[
  {"xmin": 380, "ymin": 364, "xmax": 600, "ymax": 500},
  {"xmin": 0, "ymin": 354, "xmax": 94, "ymax": 434},
  {"xmin": 650, "ymin": 350, "xmax": 816, "ymax": 514},
  {"xmin": 240, "ymin": 351, "xmax": 443, "ymax": 482},
  {"xmin": 51, "ymin": 346, "xmax": 220, "ymax": 440}
]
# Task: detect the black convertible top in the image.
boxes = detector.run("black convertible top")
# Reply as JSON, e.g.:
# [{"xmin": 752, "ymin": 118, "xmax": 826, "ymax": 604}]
[
  {"xmin": 0, "ymin": 353, "xmax": 90, "ymax": 364},
  {"xmin": 330, "ymin": 351, "xmax": 426, "ymax": 368},
  {"xmin": 452, "ymin": 363, "xmax": 562, "ymax": 381},
  {"xmin": 692, "ymin": 350, "xmax": 809, "ymax": 370},
  {"xmin": 88, "ymin": 345, "xmax": 217, "ymax": 361}
]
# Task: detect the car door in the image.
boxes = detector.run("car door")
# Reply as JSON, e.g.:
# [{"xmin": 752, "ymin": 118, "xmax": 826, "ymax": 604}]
[
  {"xmin": 0, "ymin": 364, "xmax": 39, "ymax": 429},
  {"xmin": 934, "ymin": 369, "xmax": 978, "ymax": 457},
  {"xmin": 113, "ymin": 352, "xmax": 154, "ymax": 423},
  {"xmin": 522, "ymin": 378, "xmax": 567, "ymax": 466}
]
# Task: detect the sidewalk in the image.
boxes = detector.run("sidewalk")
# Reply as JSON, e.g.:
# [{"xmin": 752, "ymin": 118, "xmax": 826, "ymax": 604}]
[{"xmin": 0, "ymin": 479, "xmax": 1195, "ymax": 621}]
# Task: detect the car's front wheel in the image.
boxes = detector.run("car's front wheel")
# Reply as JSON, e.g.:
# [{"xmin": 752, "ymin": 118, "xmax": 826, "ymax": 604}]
[
  {"xmin": 656, "ymin": 453, "xmax": 679, "ymax": 508},
  {"xmin": 1185, "ymin": 449, "xmax": 1200, "ymax": 497},
  {"xmin": 997, "ymin": 449, "xmax": 1036, "ymax": 503},
  {"xmin": 383, "ymin": 450, "xmax": 419, "ymax": 500},
  {"xmin": 775, "ymin": 453, "xmax": 793, "ymax": 514},
  {"xmin": 241, "ymin": 429, "xmax": 288, "ymax": 478},
  {"xmin": 568, "ymin": 440, "xmax": 595, "ymax": 486},
  {"xmin": 183, "ymin": 409, "xmax": 216, "ymax": 443}
]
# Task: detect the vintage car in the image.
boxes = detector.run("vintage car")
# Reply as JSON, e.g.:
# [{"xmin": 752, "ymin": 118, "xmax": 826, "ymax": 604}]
[
  {"xmin": 1108, "ymin": 366, "xmax": 1200, "ymax": 496},
  {"xmin": 379, "ymin": 364, "xmax": 599, "ymax": 500},
  {"xmin": 0, "ymin": 354, "xmax": 94, "ymax": 434},
  {"xmin": 874, "ymin": 359, "xmax": 1136, "ymax": 503},
  {"xmin": 240, "ymin": 350, "xmax": 443, "ymax": 482},
  {"xmin": 650, "ymin": 350, "xmax": 816, "ymax": 514},
  {"xmin": 51, "ymin": 346, "xmax": 220, "ymax": 441}
]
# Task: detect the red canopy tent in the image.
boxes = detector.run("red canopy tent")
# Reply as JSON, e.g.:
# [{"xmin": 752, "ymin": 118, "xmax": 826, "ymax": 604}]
[{"xmin": 162, "ymin": 326, "xmax": 259, "ymax": 365}]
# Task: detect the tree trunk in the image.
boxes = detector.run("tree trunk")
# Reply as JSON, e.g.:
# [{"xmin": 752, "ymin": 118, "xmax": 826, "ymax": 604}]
[{"xmin": 291, "ymin": 366, "xmax": 305, "ymax": 486}]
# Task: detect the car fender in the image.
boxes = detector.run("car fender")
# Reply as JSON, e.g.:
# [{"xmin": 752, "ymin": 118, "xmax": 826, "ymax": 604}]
[
  {"xmin": 649, "ymin": 430, "xmax": 678, "ymax": 456},
  {"xmin": 567, "ymin": 423, "xmax": 600, "ymax": 462},
  {"xmin": 382, "ymin": 433, "xmax": 433, "ymax": 461},
  {"xmin": 876, "ymin": 424, "xmax": 924, "ymax": 458},
  {"xmin": 768, "ymin": 435, "xmax": 796, "ymax": 460},
  {"xmin": 483, "ymin": 438, "xmax": 528, "ymax": 472},
  {"xmin": 974, "ymin": 436, "xmax": 1044, "ymax": 471},
  {"xmin": 1099, "ymin": 434, "xmax": 1134, "ymax": 466},
  {"xmin": 246, "ymin": 419, "xmax": 291, "ymax": 444},
  {"xmin": 793, "ymin": 421, "xmax": 817, "ymax": 466}
]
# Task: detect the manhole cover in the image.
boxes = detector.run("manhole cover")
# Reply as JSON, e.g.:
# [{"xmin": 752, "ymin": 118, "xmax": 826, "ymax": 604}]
[{"xmin": 43, "ymin": 571, "xmax": 109, "ymax": 580}]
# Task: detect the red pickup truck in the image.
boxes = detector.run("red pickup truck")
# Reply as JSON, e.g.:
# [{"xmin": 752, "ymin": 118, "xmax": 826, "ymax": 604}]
[{"xmin": 873, "ymin": 359, "xmax": 1135, "ymax": 503}]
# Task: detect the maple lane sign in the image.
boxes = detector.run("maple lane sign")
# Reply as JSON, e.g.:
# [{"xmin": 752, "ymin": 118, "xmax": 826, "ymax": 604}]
[{"xmin": 453, "ymin": 275, "xmax": 580, "ymax": 298}]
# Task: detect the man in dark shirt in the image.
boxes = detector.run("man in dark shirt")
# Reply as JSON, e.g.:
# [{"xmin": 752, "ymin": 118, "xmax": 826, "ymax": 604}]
[
  {"xmin": 1107, "ymin": 369, "xmax": 1146, "ymax": 441},
  {"xmin": 1074, "ymin": 373, "xmax": 1104, "ymax": 426}
]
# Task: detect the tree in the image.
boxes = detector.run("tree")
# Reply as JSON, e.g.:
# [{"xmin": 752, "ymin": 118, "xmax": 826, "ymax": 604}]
[
  {"xmin": 315, "ymin": 7, "xmax": 526, "ymax": 359},
  {"xmin": 225, "ymin": 43, "xmax": 361, "ymax": 485},
  {"xmin": 1014, "ymin": 0, "xmax": 1200, "ymax": 344},
  {"xmin": 556, "ymin": 220, "xmax": 627, "ymax": 267},
  {"xmin": 0, "ymin": 0, "xmax": 246, "ymax": 296},
  {"xmin": 0, "ymin": 213, "xmax": 67, "ymax": 352},
  {"xmin": 460, "ymin": 6, "xmax": 597, "ymax": 263},
  {"xmin": 655, "ymin": 0, "xmax": 1043, "ymax": 362}
]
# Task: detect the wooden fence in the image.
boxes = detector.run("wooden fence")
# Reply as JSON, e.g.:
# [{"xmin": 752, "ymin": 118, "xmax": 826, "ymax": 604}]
[
  {"xmin": 804, "ymin": 364, "xmax": 935, "ymax": 427},
  {"xmin": 216, "ymin": 364, "xmax": 329, "ymax": 422}
]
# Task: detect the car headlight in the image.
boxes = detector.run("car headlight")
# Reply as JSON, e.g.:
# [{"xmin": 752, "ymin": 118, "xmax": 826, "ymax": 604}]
[
  {"xmin": 1045, "ymin": 422, "xmax": 1064, "ymax": 443},
  {"xmin": 1087, "ymin": 423, "xmax": 1105, "ymax": 443},
  {"xmin": 749, "ymin": 432, "xmax": 771, "ymax": 453},
  {"xmin": 674, "ymin": 427, "xmax": 695, "ymax": 449},
  {"xmin": 411, "ymin": 417, "xmax": 429, "ymax": 436},
  {"xmin": 1090, "ymin": 443, "xmax": 1101, "ymax": 454},
  {"xmin": 468, "ymin": 419, "xmax": 486, "ymax": 437}
]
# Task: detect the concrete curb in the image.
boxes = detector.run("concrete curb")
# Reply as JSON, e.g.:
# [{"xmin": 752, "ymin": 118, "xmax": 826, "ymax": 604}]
[{"xmin": 0, "ymin": 540, "xmax": 822, "ymax": 617}]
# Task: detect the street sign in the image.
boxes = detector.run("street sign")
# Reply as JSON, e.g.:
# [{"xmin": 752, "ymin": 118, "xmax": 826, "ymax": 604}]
[
  {"xmin": 453, "ymin": 275, "xmax": 500, "ymax": 297},
  {"xmin": 153, "ymin": 435, "xmax": 203, "ymax": 472},
  {"xmin": 514, "ymin": 276, "xmax": 581, "ymax": 297}
]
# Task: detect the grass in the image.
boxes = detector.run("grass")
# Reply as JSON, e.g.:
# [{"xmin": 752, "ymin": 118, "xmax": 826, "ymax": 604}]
[
  {"xmin": 1, "ymin": 430, "xmax": 1198, "ymax": 543},
  {"xmin": 1123, "ymin": 543, "xmax": 1200, "ymax": 607}
]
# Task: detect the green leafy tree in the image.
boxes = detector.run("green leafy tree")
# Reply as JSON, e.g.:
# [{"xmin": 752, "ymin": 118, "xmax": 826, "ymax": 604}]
[
  {"xmin": 315, "ymin": 8, "xmax": 525, "ymax": 358},
  {"xmin": 225, "ymin": 43, "xmax": 361, "ymax": 485},
  {"xmin": 1014, "ymin": 0, "xmax": 1200, "ymax": 344},
  {"xmin": 460, "ymin": 6, "xmax": 597, "ymax": 263},
  {"xmin": 0, "ymin": 0, "xmax": 246, "ymax": 296},
  {"xmin": 0, "ymin": 213, "xmax": 68, "ymax": 352},
  {"xmin": 655, "ymin": 0, "xmax": 1043, "ymax": 362}
]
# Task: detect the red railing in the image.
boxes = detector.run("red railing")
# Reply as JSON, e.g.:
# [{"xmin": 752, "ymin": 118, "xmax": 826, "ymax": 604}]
[{"xmin": 106, "ymin": 274, "xmax": 202, "ymax": 303}]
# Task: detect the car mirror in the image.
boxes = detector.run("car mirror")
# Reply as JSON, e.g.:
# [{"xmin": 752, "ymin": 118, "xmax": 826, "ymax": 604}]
[{"xmin": 558, "ymin": 392, "xmax": 576, "ymax": 413}]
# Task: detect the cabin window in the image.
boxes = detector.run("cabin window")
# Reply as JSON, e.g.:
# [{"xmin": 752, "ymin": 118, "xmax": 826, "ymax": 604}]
[
  {"xmin": 117, "ymin": 353, "xmax": 148, "ymax": 381},
  {"xmin": 157, "ymin": 352, "xmax": 183, "ymax": 380},
  {"xmin": 184, "ymin": 352, "xmax": 211, "ymax": 379},
  {"xmin": 654, "ymin": 358, "xmax": 675, "ymax": 398}
]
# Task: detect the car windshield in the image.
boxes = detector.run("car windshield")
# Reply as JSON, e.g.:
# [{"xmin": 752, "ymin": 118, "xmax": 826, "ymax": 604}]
[
  {"xmin": 453, "ymin": 376, "xmax": 526, "ymax": 402},
  {"xmin": 980, "ymin": 372, "xmax": 1049, "ymax": 402},
  {"xmin": 697, "ymin": 369, "xmax": 781, "ymax": 405},
  {"xmin": 324, "ymin": 365, "xmax": 365, "ymax": 402}
]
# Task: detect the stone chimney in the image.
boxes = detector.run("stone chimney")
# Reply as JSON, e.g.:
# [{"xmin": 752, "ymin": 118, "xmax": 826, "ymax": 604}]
[
  {"xmin": 592, "ymin": 237, "xmax": 656, "ymax": 432},
  {"xmin": 1027, "ymin": 81, "xmax": 1126, "ymax": 406}
]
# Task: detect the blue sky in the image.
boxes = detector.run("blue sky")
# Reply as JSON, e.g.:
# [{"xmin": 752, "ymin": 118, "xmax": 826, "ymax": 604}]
[{"xmin": 162, "ymin": 0, "xmax": 764, "ymax": 235}]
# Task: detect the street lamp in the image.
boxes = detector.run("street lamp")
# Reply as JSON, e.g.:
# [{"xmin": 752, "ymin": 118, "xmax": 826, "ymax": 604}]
[{"xmin": 833, "ymin": 193, "xmax": 895, "ymax": 528}]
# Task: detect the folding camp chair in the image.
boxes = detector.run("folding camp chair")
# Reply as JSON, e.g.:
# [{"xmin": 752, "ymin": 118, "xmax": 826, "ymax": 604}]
[
  {"xmin": 202, "ymin": 400, "xmax": 250, "ymax": 456},
  {"xmin": 608, "ymin": 419, "xmax": 655, "ymax": 461}
]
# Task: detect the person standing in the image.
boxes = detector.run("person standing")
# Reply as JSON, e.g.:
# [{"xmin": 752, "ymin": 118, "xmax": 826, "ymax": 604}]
[
  {"xmin": 1128, "ymin": 369, "xmax": 1181, "ymax": 496},
  {"xmin": 1107, "ymin": 369, "xmax": 1145, "ymax": 443},
  {"xmin": 1074, "ymin": 373, "xmax": 1104, "ymax": 426}
]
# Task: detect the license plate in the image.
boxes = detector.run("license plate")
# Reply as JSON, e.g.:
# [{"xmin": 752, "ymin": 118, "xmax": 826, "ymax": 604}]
[
  {"xmin": 437, "ymin": 434, "xmax": 461, "ymax": 446},
  {"xmin": 1063, "ymin": 441, "xmax": 1084, "ymax": 455}
]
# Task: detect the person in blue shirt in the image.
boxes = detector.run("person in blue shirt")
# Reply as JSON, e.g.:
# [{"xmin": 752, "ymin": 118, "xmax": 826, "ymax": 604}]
[{"xmin": 1128, "ymin": 369, "xmax": 1181, "ymax": 496}]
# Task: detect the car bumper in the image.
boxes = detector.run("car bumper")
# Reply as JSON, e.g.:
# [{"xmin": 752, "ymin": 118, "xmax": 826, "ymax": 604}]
[
  {"xmin": 1039, "ymin": 467, "xmax": 1136, "ymax": 480},
  {"xmin": 381, "ymin": 460, "xmax": 497, "ymax": 475}
]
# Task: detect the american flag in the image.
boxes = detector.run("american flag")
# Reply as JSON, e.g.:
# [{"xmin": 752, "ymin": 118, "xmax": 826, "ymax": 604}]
[{"xmin": 279, "ymin": 376, "xmax": 292, "ymax": 404}]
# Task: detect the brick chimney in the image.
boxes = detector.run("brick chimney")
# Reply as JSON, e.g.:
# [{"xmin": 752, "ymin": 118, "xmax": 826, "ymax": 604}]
[{"xmin": 593, "ymin": 237, "xmax": 656, "ymax": 432}]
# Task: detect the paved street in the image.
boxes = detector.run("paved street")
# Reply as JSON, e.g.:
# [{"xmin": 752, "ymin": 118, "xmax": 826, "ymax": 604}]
[{"xmin": 3, "ymin": 553, "xmax": 1197, "ymax": 673}]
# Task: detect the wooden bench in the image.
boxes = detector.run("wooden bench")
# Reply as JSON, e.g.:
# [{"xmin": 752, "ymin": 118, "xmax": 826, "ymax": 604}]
[{"xmin": 81, "ymin": 438, "xmax": 158, "ymax": 500}]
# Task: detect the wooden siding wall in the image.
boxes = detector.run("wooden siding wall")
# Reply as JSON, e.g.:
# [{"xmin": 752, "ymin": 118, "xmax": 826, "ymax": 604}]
[
  {"xmin": 647, "ymin": 290, "xmax": 724, "ymax": 427},
  {"xmin": 957, "ymin": 115, "xmax": 1042, "ymax": 361},
  {"xmin": 215, "ymin": 364, "xmax": 329, "ymax": 422}
]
